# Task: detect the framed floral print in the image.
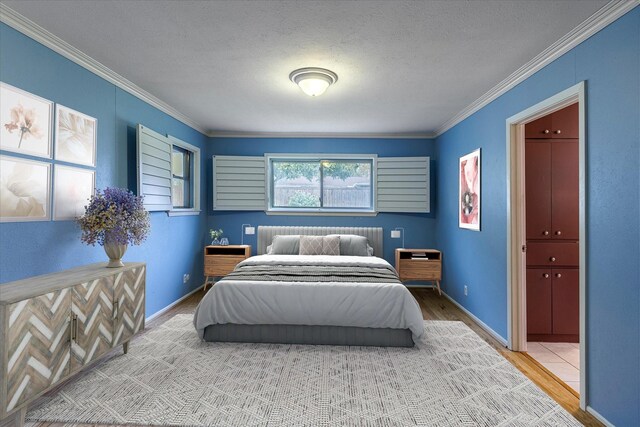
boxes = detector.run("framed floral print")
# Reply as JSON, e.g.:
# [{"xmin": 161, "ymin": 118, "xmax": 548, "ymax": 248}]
[
  {"xmin": 459, "ymin": 148, "xmax": 480, "ymax": 231},
  {"xmin": 53, "ymin": 165, "xmax": 95, "ymax": 220},
  {"xmin": 0, "ymin": 82, "xmax": 53, "ymax": 158},
  {"xmin": 55, "ymin": 104, "xmax": 97, "ymax": 167},
  {"xmin": 0, "ymin": 155, "xmax": 51, "ymax": 222}
]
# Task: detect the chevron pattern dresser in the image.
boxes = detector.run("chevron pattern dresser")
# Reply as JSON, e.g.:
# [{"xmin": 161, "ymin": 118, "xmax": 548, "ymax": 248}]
[{"xmin": 0, "ymin": 262, "xmax": 145, "ymax": 427}]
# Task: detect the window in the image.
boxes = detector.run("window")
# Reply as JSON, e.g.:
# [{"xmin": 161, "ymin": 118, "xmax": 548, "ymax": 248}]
[
  {"xmin": 268, "ymin": 155, "xmax": 375, "ymax": 213},
  {"xmin": 136, "ymin": 125, "xmax": 201, "ymax": 215},
  {"xmin": 167, "ymin": 134, "xmax": 201, "ymax": 216},
  {"xmin": 171, "ymin": 146, "xmax": 191, "ymax": 208}
]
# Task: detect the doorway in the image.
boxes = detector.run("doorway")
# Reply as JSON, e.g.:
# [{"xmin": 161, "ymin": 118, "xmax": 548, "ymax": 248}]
[{"xmin": 505, "ymin": 82, "xmax": 587, "ymax": 409}]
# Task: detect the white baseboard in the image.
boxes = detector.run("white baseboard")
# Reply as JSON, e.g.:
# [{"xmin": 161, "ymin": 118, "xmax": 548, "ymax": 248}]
[
  {"xmin": 586, "ymin": 406, "xmax": 615, "ymax": 427},
  {"xmin": 145, "ymin": 284, "xmax": 203, "ymax": 322},
  {"xmin": 441, "ymin": 291, "xmax": 508, "ymax": 347}
]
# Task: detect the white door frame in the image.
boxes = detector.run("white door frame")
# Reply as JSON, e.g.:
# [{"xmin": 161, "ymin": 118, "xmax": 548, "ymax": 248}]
[{"xmin": 505, "ymin": 81, "xmax": 586, "ymax": 409}]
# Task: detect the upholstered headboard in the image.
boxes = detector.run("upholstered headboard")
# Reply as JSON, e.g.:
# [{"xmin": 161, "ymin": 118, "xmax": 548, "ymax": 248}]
[{"xmin": 257, "ymin": 226, "xmax": 383, "ymax": 256}]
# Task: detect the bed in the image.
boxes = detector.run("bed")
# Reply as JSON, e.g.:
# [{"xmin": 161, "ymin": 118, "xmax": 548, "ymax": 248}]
[{"xmin": 193, "ymin": 226, "xmax": 424, "ymax": 347}]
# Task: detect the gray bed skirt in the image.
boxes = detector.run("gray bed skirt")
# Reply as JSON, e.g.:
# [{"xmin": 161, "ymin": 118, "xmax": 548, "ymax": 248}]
[{"xmin": 203, "ymin": 323, "xmax": 415, "ymax": 347}]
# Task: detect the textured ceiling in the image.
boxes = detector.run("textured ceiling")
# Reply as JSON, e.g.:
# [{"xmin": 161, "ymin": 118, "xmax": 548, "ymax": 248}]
[{"xmin": 2, "ymin": 0, "xmax": 608, "ymax": 135}]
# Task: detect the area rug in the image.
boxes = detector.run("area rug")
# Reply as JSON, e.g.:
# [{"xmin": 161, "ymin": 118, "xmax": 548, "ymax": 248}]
[{"xmin": 27, "ymin": 315, "xmax": 580, "ymax": 426}]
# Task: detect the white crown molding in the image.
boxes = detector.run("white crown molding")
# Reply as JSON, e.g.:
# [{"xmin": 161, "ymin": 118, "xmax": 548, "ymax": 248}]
[
  {"xmin": 208, "ymin": 131, "xmax": 435, "ymax": 139},
  {"xmin": 0, "ymin": 3, "xmax": 209, "ymax": 136},
  {"xmin": 434, "ymin": 0, "xmax": 639, "ymax": 137}
]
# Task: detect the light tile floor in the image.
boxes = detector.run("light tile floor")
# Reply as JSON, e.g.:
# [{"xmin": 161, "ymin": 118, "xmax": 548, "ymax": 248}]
[{"xmin": 527, "ymin": 342, "xmax": 580, "ymax": 393}]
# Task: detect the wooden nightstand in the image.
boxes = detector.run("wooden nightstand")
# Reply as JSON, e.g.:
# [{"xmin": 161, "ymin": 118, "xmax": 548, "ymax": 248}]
[
  {"xmin": 203, "ymin": 245, "xmax": 251, "ymax": 292},
  {"xmin": 395, "ymin": 249, "xmax": 442, "ymax": 295}
]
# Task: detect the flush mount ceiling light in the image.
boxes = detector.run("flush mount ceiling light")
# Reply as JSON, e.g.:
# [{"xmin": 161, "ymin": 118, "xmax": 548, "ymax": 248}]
[{"xmin": 289, "ymin": 67, "xmax": 338, "ymax": 97}]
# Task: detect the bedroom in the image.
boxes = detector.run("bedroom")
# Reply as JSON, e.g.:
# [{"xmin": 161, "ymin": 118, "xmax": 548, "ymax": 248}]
[{"xmin": 0, "ymin": 1, "xmax": 638, "ymax": 426}]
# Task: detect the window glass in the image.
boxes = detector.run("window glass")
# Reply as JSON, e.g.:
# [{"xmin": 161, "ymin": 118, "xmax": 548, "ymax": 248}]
[
  {"xmin": 172, "ymin": 151, "xmax": 184, "ymax": 177},
  {"xmin": 322, "ymin": 161, "xmax": 371, "ymax": 209},
  {"xmin": 172, "ymin": 146, "xmax": 191, "ymax": 208},
  {"xmin": 272, "ymin": 161, "xmax": 320, "ymax": 208},
  {"xmin": 269, "ymin": 157, "xmax": 374, "ymax": 212}
]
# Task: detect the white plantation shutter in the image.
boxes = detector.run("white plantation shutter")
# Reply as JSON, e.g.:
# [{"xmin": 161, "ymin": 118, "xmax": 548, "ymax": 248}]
[
  {"xmin": 136, "ymin": 124, "xmax": 173, "ymax": 211},
  {"xmin": 213, "ymin": 156, "xmax": 266, "ymax": 210},
  {"xmin": 376, "ymin": 157, "xmax": 430, "ymax": 213}
]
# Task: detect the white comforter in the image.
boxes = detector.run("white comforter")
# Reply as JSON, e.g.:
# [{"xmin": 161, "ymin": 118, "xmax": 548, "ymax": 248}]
[{"xmin": 193, "ymin": 255, "xmax": 425, "ymax": 341}]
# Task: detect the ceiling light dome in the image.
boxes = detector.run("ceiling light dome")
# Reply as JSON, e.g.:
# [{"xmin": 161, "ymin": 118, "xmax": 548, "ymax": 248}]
[{"xmin": 289, "ymin": 67, "xmax": 338, "ymax": 97}]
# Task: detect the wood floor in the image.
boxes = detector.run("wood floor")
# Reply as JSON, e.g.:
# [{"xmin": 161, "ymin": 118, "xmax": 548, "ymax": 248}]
[{"xmin": 26, "ymin": 287, "xmax": 602, "ymax": 427}]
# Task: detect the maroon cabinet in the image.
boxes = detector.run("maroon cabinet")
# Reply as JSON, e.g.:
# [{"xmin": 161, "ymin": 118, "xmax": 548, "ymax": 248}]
[
  {"xmin": 551, "ymin": 141, "xmax": 579, "ymax": 240},
  {"xmin": 526, "ymin": 269, "xmax": 552, "ymax": 335},
  {"xmin": 525, "ymin": 139, "xmax": 578, "ymax": 240},
  {"xmin": 551, "ymin": 269, "xmax": 579, "ymax": 335},
  {"xmin": 526, "ymin": 268, "xmax": 579, "ymax": 338},
  {"xmin": 524, "ymin": 103, "xmax": 579, "ymax": 139},
  {"xmin": 526, "ymin": 242, "xmax": 578, "ymax": 267},
  {"xmin": 525, "ymin": 142, "xmax": 552, "ymax": 239},
  {"xmin": 525, "ymin": 103, "xmax": 579, "ymax": 343}
]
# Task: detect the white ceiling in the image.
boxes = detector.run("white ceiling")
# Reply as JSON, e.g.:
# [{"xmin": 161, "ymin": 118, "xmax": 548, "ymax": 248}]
[{"xmin": 2, "ymin": 0, "xmax": 609, "ymax": 136}]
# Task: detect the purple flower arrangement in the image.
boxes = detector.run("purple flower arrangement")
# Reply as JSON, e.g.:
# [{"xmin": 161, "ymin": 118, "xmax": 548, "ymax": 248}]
[{"xmin": 77, "ymin": 187, "xmax": 150, "ymax": 247}]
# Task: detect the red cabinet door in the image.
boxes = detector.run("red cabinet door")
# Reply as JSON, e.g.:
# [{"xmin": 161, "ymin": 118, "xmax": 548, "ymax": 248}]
[
  {"xmin": 551, "ymin": 103, "xmax": 579, "ymax": 138},
  {"xmin": 525, "ymin": 114, "xmax": 553, "ymax": 139},
  {"xmin": 525, "ymin": 141, "xmax": 552, "ymax": 240},
  {"xmin": 551, "ymin": 140, "xmax": 579, "ymax": 240},
  {"xmin": 526, "ymin": 268, "xmax": 552, "ymax": 335},
  {"xmin": 551, "ymin": 269, "xmax": 579, "ymax": 335}
]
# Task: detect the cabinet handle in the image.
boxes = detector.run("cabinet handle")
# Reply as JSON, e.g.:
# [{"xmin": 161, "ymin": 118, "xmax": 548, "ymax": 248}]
[
  {"xmin": 543, "ymin": 230, "xmax": 549, "ymax": 236},
  {"xmin": 555, "ymin": 273, "xmax": 562, "ymax": 278},
  {"xmin": 554, "ymin": 130, "xmax": 562, "ymax": 134},
  {"xmin": 113, "ymin": 300, "xmax": 119, "ymax": 320},
  {"xmin": 555, "ymin": 230, "xmax": 562, "ymax": 236},
  {"xmin": 69, "ymin": 314, "xmax": 74, "ymax": 342},
  {"xmin": 543, "ymin": 129, "xmax": 550, "ymax": 134},
  {"xmin": 549, "ymin": 257, "xmax": 556, "ymax": 262},
  {"xmin": 543, "ymin": 273, "xmax": 550, "ymax": 279},
  {"xmin": 70, "ymin": 314, "xmax": 78, "ymax": 341}
]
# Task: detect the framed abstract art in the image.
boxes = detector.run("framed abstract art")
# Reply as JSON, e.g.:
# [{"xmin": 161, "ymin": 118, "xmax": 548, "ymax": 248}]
[
  {"xmin": 0, "ymin": 155, "xmax": 51, "ymax": 222},
  {"xmin": 53, "ymin": 165, "xmax": 95, "ymax": 220},
  {"xmin": 459, "ymin": 148, "xmax": 480, "ymax": 231},
  {"xmin": 55, "ymin": 104, "xmax": 97, "ymax": 167},
  {"xmin": 0, "ymin": 82, "xmax": 53, "ymax": 158}
]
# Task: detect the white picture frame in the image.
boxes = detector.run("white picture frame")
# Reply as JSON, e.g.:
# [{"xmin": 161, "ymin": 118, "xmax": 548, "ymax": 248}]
[
  {"xmin": 459, "ymin": 148, "xmax": 481, "ymax": 231},
  {"xmin": 53, "ymin": 165, "xmax": 95, "ymax": 221},
  {"xmin": 55, "ymin": 104, "xmax": 97, "ymax": 167},
  {"xmin": 0, "ymin": 82, "xmax": 53, "ymax": 158},
  {"xmin": 0, "ymin": 155, "xmax": 51, "ymax": 222}
]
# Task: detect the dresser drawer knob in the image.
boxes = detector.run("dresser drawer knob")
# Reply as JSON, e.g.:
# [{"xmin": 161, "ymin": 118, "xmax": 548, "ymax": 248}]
[
  {"xmin": 550, "ymin": 257, "xmax": 556, "ymax": 262},
  {"xmin": 554, "ymin": 129, "xmax": 562, "ymax": 134},
  {"xmin": 555, "ymin": 230, "xmax": 562, "ymax": 236},
  {"xmin": 543, "ymin": 230, "xmax": 549, "ymax": 236},
  {"xmin": 543, "ymin": 273, "xmax": 550, "ymax": 279},
  {"xmin": 555, "ymin": 273, "xmax": 562, "ymax": 278},
  {"xmin": 543, "ymin": 129, "xmax": 550, "ymax": 134}
]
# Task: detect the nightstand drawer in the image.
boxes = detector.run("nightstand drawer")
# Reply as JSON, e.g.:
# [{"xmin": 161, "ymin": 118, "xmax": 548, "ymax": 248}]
[
  {"xmin": 398, "ymin": 259, "xmax": 440, "ymax": 280},
  {"xmin": 204, "ymin": 256, "xmax": 245, "ymax": 276}
]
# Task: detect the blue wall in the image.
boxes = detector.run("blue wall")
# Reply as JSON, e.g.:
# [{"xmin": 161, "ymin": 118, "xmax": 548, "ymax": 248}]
[
  {"xmin": 0, "ymin": 23, "xmax": 209, "ymax": 317},
  {"xmin": 435, "ymin": 9, "xmax": 639, "ymax": 426},
  {"xmin": 208, "ymin": 137, "xmax": 436, "ymax": 264}
]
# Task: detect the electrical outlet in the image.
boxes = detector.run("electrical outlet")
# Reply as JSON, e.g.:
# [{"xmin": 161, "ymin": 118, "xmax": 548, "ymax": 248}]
[
  {"xmin": 245, "ymin": 226, "xmax": 255, "ymax": 235},
  {"xmin": 464, "ymin": 285, "xmax": 468, "ymax": 296},
  {"xmin": 183, "ymin": 273, "xmax": 190, "ymax": 284}
]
